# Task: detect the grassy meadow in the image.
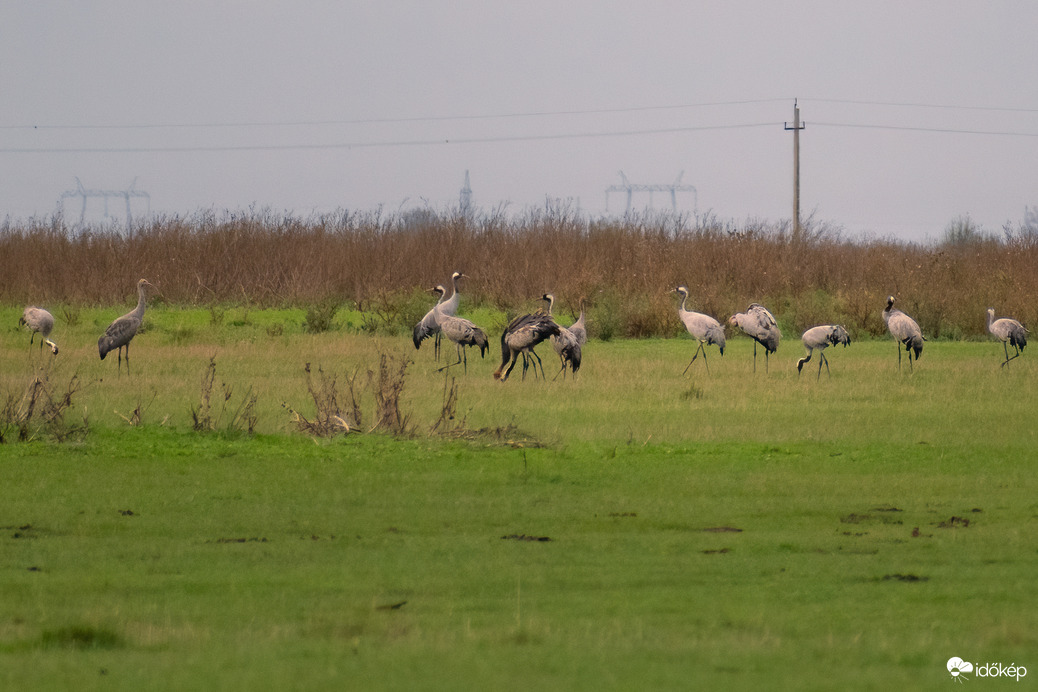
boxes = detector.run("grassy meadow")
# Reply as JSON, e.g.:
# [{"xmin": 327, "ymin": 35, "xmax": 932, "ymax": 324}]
[{"xmin": 1, "ymin": 301, "xmax": 1036, "ymax": 690}]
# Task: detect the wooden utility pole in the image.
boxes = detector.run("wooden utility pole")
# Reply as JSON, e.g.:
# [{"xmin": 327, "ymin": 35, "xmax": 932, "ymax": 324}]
[{"xmin": 784, "ymin": 99, "xmax": 805, "ymax": 240}]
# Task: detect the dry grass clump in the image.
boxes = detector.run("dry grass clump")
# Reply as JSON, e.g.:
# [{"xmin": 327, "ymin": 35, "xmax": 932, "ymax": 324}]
[
  {"xmin": 189, "ymin": 357, "xmax": 258, "ymax": 434},
  {"xmin": 285, "ymin": 353, "xmax": 413, "ymax": 438},
  {"xmin": 283, "ymin": 363, "xmax": 362, "ymax": 437},
  {"xmin": 0, "ymin": 370, "xmax": 87, "ymax": 443},
  {"xmin": 3, "ymin": 207, "xmax": 1038, "ymax": 339}
]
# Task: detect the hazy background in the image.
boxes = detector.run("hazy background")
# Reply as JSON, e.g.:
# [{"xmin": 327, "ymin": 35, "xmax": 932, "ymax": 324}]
[{"xmin": 2, "ymin": 1, "xmax": 1036, "ymax": 241}]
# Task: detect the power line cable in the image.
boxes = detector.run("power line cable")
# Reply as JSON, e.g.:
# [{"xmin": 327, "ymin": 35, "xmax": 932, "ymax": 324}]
[
  {"xmin": 0, "ymin": 122, "xmax": 776, "ymax": 154},
  {"xmin": 805, "ymin": 97, "xmax": 1038, "ymax": 114},
  {"xmin": 0, "ymin": 98, "xmax": 790, "ymax": 132},
  {"xmin": 809, "ymin": 121, "xmax": 1038, "ymax": 137}
]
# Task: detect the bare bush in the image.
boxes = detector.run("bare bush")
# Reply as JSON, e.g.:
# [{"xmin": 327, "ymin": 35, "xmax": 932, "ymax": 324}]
[
  {"xmin": 282, "ymin": 363, "xmax": 361, "ymax": 437},
  {"xmin": 368, "ymin": 353, "xmax": 412, "ymax": 436},
  {"xmin": 0, "ymin": 371, "xmax": 87, "ymax": 443},
  {"xmin": 190, "ymin": 357, "xmax": 258, "ymax": 434}
]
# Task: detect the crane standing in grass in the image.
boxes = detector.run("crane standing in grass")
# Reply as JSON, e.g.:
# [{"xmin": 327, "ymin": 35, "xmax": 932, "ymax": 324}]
[
  {"xmin": 567, "ymin": 298, "xmax": 588, "ymax": 348},
  {"xmin": 672, "ymin": 286, "xmax": 725, "ymax": 374},
  {"xmin": 98, "ymin": 278, "xmax": 154, "ymax": 375},
  {"xmin": 728, "ymin": 303, "xmax": 781, "ymax": 373},
  {"xmin": 494, "ymin": 311, "xmax": 560, "ymax": 382},
  {"xmin": 882, "ymin": 295, "xmax": 924, "ymax": 371},
  {"xmin": 413, "ymin": 284, "xmax": 447, "ymax": 359},
  {"xmin": 19, "ymin": 306, "xmax": 59, "ymax": 355},
  {"xmin": 541, "ymin": 293, "xmax": 581, "ymax": 379},
  {"xmin": 413, "ymin": 272, "xmax": 465, "ymax": 360},
  {"xmin": 796, "ymin": 324, "xmax": 851, "ymax": 380},
  {"xmin": 433, "ymin": 300, "xmax": 488, "ymax": 374},
  {"xmin": 986, "ymin": 308, "xmax": 1027, "ymax": 368}
]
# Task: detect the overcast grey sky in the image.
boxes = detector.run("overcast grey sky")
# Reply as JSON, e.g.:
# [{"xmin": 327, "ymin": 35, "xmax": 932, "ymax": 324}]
[{"xmin": 2, "ymin": 1, "xmax": 1036, "ymax": 241}]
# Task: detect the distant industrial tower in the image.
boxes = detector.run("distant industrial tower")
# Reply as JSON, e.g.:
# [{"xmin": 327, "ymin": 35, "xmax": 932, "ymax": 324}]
[
  {"xmin": 605, "ymin": 171, "xmax": 696, "ymax": 213},
  {"xmin": 59, "ymin": 177, "xmax": 151, "ymax": 230},
  {"xmin": 459, "ymin": 170, "xmax": 473, "ymax": 216}
]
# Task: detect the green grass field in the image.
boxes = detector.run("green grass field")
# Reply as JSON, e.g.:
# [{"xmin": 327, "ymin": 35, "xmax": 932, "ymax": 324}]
[{"xmin": 2, "ymin": 307, "xmax": 1036, "ymax": 690}]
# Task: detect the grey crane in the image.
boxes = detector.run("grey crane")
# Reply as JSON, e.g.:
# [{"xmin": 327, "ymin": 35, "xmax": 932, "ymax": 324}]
[
  {"xmin": 728, "ymin": 303, "xmax": 781, "ymax": 373},
  {"xmin": 986, "ymin": 308, "xmax": 1027, "ymax": 368},
  {"xmin": 19, "ymin": 306, "xmax": 59, "ymax": 355},
  {"xmin": 494, "ymin": 311, "xmax": 561, "ymax": 382},
  {"xmin": 413, "ymin": 284, "xmax": 447, "ymax": 358},
  {"xmin": 568, "ymin": 298, "xmax": 588, "ymax": 347},
  {"xmin": 673, "ymin": 286, "xmax": 725, "ymax": 374},
  {"xmin": 541, "ymin": 293, "xmax": 582, "ymax": 379},
  {"xmin": 882, "ymin": 295, "xmax": 924, "ymax": 371},
  {"xmin": 796, "ymin": 324, "xmax": 851, "ymax": 380},
  {"xmin": 414, "ymin": 272, "xmax": 465, "ymax": 359},
  {"xmin": 98, "ymin": 278, "xmax": 154, "ymax": 375},
  {"xmin": 433, "ymin": 300, "xmax": 488, "ymax": 373},
  {"xmin": 441, "ymin": 271, "xmax": 464, "ymax": 318}
]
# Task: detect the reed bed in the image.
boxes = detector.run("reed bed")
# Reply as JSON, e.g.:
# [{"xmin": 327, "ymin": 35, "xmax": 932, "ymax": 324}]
[{"xmin": 3, "ymin": 207, "xmax": 1037, "ymax": 339}]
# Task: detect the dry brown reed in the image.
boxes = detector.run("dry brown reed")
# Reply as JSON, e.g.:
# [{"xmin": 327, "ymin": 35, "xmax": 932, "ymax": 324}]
[{"xmin": 3, "ymin": 208, "xmax": 1037, "ymax": 339}]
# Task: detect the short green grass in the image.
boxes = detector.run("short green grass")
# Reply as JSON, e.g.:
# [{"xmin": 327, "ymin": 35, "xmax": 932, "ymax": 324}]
[{"xmin": 1, "ymin": 307, "xmax": 1036, "ymax": 690}]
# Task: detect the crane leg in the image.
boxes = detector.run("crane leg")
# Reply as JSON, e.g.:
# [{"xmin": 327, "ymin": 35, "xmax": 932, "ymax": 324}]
[
  {"xmin": 752, "ymin": 342, "xmax": 757, "ymax": 373},
  {"xmin": 683, "ymin": 343, "xmax": 707, "ymax": 375},
  {"xmin": 501, "ymin": 353, "xmax": 519, "ymax": 381},
  {"xmin": 820, "ymin": 352, "xmax": 831, "ymax": 380},
  {"xmin": 530, "ymin": 351, "xmax": 546, "ymax": 380},
  {"xmin": 1000, "ymin": 341, "xmax": 1021, "ymax": 368}
]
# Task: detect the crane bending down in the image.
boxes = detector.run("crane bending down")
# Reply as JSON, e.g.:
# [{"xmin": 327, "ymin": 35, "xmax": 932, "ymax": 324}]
[
  {"xmin": 882, "ymin": 295, "xmax": 924, "ymax": 371},
  {"xmin": 541, "ymin": 293, "xmax": 581, "ymax": 379},
  {"xmin": 986, "ymin": 308, "xmax": 1027, "ymax": 368},
  {"xmin": 20, "ymin": 307, "xmax": 59, "ymax": 355},
  {"xmin": 494, "ymin": 312, "xmax": 560, "ymax": 382},
  {"xmin": 413, "ymin": 285, "xmax": 447, "ymax": 358},
  {"xmin": 433, "ymin": 302, "xmax": 488, "ymax": 374},
  {"xmin": 796, "ymin": 325, "xmax": 851, "ymax": 380},
  {"xmin": 98, "ymin": 278, "xmax": 154, "ymax": 375},
  {"xmin": 728, "ymin": 303, "xmax": 781, "ymax": 372},
  {"xmin": 673, "ymin": 286, "xmax": 725, "ymax": 374}
]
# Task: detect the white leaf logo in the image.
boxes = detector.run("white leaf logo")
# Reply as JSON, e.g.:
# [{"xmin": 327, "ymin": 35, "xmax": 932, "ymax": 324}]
[{"xmin": 947, "ymin": 657, "xmax": 974, "ymax": 679}]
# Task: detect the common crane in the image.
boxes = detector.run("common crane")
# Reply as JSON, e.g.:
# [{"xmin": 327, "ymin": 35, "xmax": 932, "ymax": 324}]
[
  {"xmin": 433, "ymin": 299, "xmax": 488, "ymax": 374},
  {"xmin": 413, "ymin": 285, "xmax": 447, "ymax": 358},
  {"xmin": 19, "ymin": 306, "xmax": 59, "ymax": 355},
  {"xmin": 493, "ymin": 312, "xmax": 560, "ymax": 382},
  {"xmin": 796, "ymin": 324, "xmax": 851, "ymax": 380},
  {"xmin": 882, "ymin": 295, "xmax": 924, "ymax": 371},
  {"xmin": 986, "ymin": 308, "xmax": 1027, "ymax": 368},
  {"xmin": 672, "ymin": 286, "xmax": 725, "ymax": 374},
  {"xmin": 541, "ymin": 293, "xmax": 581, "ymax": 379},
  {"xmin": 98, "ymin": 278, "xmax": 154, "ymax": 375},
  {"xmin": 729, "ymin": 303, "xmax": 781, "ymax": 372}
]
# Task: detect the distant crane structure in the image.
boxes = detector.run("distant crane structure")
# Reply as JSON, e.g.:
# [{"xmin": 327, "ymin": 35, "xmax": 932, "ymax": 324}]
[
  {"xmin": 59, "ymin": 177, "xmax": 151, "ymax": 230},
  {"xmin": 605, "ymin": 171, "xmax": 696, "ymax": 214}
]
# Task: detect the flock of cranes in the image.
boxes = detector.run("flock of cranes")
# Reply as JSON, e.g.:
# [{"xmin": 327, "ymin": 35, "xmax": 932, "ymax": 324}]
[{"xmin": 16, "ymin": 274, "xmax": 1029, "ymax": 380}]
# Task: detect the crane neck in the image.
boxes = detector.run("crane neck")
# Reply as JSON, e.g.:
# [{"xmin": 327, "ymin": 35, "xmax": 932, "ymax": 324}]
[{"xmin": 133, "ymin": 284, "xmax": 149, "ymax": 317}]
